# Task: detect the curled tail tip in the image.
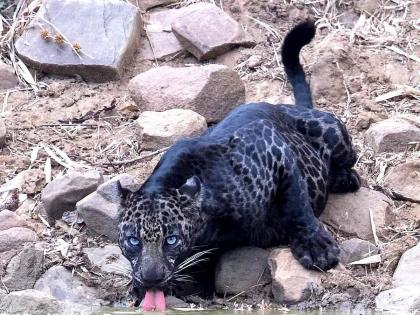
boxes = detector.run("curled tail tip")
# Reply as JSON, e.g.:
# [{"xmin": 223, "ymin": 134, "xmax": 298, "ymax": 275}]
[{"xmin": 281, "ymin": 20, "xmax": 316, "ymax": 57}]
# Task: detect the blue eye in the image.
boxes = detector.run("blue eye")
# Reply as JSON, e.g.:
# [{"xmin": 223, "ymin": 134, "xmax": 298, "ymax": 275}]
[
  {"xmin": 128, "ymin": 237, "xmax": 140, "ymax": 246},
  {"xmin": 165, "ymin": 236, "xmax": 178, "ymax": 246}
]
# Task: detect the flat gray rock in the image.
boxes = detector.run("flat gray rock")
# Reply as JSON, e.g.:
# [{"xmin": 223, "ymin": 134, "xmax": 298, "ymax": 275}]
[
  {"xmin": 0, "ymin": 62, "xmax": 18, "ymax": 90},
  {"xmin": 0, "ymin": 227, "xmax": 38, "ymax": 253},
  {"xmin": 0, "ymin": 290, "xmax": 64, "ymax": 315},
  {"xmin": 15, "ymin": 0, "xmax": 141, "ymax": 82},
  {"xmin": 128, "ymin": 64, "xmax": 245, "ymax": 123},
  {"xmin": 383, "ymin": 161, "xmax": 420, "ymax": 203},
  {"xmin": 172, "ymin": 3, "xmax": 255, "ymax": 61},
  {"xmin": 83, "ymin": 245, "xmax": 131, "ymax": 276},
  {"xmin": 376, "ymin": 285, "xmax": 420, "ymax": 312},
  {"xmin": 339, "ymin": 238, "xmax": 379, "ymax": 265},
  {"xmin": 393, "ymin": 243, "xmax": 420, "ymax": 287}
]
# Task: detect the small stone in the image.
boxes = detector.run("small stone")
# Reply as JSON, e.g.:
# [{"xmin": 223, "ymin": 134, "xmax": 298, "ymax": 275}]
[
  {"xmin": 77, "ymin": 174, "xmax": 139, "ymax": 242},
  {"xmin": 339, "ymin": 238, "xmax": 379, "ymax": 265},
  {"xmin": 321, "ymin": 188, "xmax": 393, "ymax": 241},
  {"xmin": 355, "ymin": 112, "xmax": 383, "ymax": 131},
  {"xmin": 0, "ymin": 62, "xmax": 18, "ymax": 90},
  {"xmin": 20, "ymin": 169, "xmax": 46, "ymax": 195},
  {"xmin": 15, "ymin": 0, "xmax": 141, "ymax": 82},
  {"xmin": 0, "ymin": 210, "xmax": 28, "ymax": 231},
  {"xmin": 0, "ymin": 119, "xmax": 7, "ymax": 147},
  {"xmin": 393, "ymin": 243, "xmax": 420, "ymax": 287},
  {"xmin": 34, "ymin": 265, "xmax": 101, "ymax": 307},
  {"xmin": 137, "ymin": 109, "xmax": 207, "ymax": 150},
  {"xmin": 268, "ymin": 248, "xmax": 323, "ymax": 304},
  {"xmin": 215, "ymin": 247, "xmax": 271, "ymax": 295},
  {"xmin": 15, "ymin": 198, "xmax": 37, "ymax": 216},
  {"xmin": 83, "ymin": 245, "xmax": 131, "ymax": 276},
  {"xmin": 2, "ymin": 246, "xmax": 44, "ymax": 291},
  {"xmin": 364, "ymin": 117, "xmax": 420, "ymax": 153},
  {"xmin": 128, "ymin": 64, "xmax": 245, "ymax": 123},
  {"xmin": 128, "ymin": 0, "xmax": 178, "ymax": 11},
  {"xmin": 0, "ymin": 227, "xmax": 38, "ymax": 253},
  {"xmin": 247, "ymin": 55, "xmax": 263, "ymax": 68},
  {"xmin": 172, "ymin": 3, "xmax": 255, "ymax": 61},
  {"xmin": 383, "ymin": 161, "xmax": 420, "ymax": 203},
  {"xmin": 41, "ymin": 170, "xmax": 103, "ymax": 223},
  {"xmin": 354, "ymin": 0, "xmax": 380, "ymax": 14},
  {"xmin": 376, "ymin": 285, "xmax": 420, "ymax": 312}
]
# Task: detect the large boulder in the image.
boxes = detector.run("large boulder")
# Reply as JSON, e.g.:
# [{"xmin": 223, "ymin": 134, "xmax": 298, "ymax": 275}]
[
  {"xmin": 77, "ymin": 174, "xmax": 139, "ymax": 242},
  {"xmin": 339, "ymin": 238, "xmax": 379, "ymax": 265},
  {"xmin": 0, "ymin": 210, "xmax": 28, "ymax": 231},
  {"xmin": 0, "ymin": 227, "xmax": 38, "ymax": 253},
  {"xmin": 393, "ymin": 243, "xmax": 420, "ymax": 287},
  {"xmin": 2, "ymin": 246, "xmax": 44, "ymax": 291},
  {"xmin": 0, "ymin": 290, "xmax": 64, "ymax": 315},
  {"xmin": 321, "ymin": 188, "xmax": 393, "ymax": 241},
  {"xmin": 0, "ymin": 62, "xmax": 18, "ymax": 90},
  {"xmin": 83, "ymin": 245, "xmax": 131, "ymax": 276},
  {"xmin": 376, "ymin": 286, "xmax": 420, "ymax": 312},
  {"xmin": 215, "ymin": 247, "xmax": 271, "ymax": 296},
  {"xmin": 15, "ymin": 0, "xmax": 141, "ymax": 82},
  {"xmin": 364, "ymin": 117, "xmax": 420, "ymax": 153},
  {"xmin": 268, "ymin": 248, "xmax": 323, "ymax": 304},
  {"xmin": 41, "ymin": 170, "xmax": 103, "ymax": 223},
  {"xmin": 383, "ymin": 161, "xmax": 420, "ymax": 203},
  {"xmin": 171, "ymin": 3, "xmax": 255, "ymax": 61},
  {"xmin": 128, "ymin": 65, "xmax": 245, "ymax": 123},
  {"xmin": 136, "ymin": 109, "xmax": 207, "ymax": 150}
]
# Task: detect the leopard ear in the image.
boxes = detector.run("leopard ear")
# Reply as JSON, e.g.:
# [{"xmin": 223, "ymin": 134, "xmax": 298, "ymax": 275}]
[
  {"xmin": 179, "ymin": 176, "xmax": 201, "ymax": 199},
  {"xmin": 116, "ymin": 180, "xmax": 132, "ymax": 207}
]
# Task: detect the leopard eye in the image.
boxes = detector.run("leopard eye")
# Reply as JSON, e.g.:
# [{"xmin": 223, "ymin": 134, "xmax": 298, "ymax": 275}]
[
  {"xmin": 165, "ymin": 235, "xmax": 178, "ymax": 246},
  {"xmin": 128, "ymin": 236, "xmax": 140, "ymax": 247}
]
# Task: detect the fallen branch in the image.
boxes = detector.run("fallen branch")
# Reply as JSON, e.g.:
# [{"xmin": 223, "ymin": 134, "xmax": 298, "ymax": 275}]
[{"xmin": 103, "ymin": 146, "xmax": 169, "ymax": 166}]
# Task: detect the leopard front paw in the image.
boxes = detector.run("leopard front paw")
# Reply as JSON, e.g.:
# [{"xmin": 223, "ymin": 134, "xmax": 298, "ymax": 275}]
[{"xmin": 291, "ymin": 224, "xmax": 340, "ymax": 271}]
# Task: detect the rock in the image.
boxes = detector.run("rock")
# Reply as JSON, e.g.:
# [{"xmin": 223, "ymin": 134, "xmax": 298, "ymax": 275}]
[
  {"xmin": 0, "ymin": 119, "xmax": 6, "ymax": 147},
  {"xmin": 0, "ymin": 227, "xmax": 38, "ymax": 253},
  {"xmin": 15, "ymin": 0, "xmax": 141, "ymax": 82},
  {"xmin": 172, "ymin": 3, "xmax": 255, "ymax": 61},
  {"xmin": 83, "ymin": 245, "xmax": 131, "ymax": 276},
  {"xmin": 383, "ymin": 161, "xmax": 420, "ymax": 203},
  {"xmin": 0, "ymin": 210, "xmax": 28, "ymax": 231},
  {"xmin": 77, "ymin": 174, "xmax": 139, "ymax": 242},
  {"xmin": 0, "ymin": 290, "xmax": 64, "ymax": 315},
  {"xmin": 355, "ymin": 112, "xmax": 383, "ymax": 131},
  {"xmin": 15, "ymin": 197, "xmax": 37, "ymax": 216},
  {"xmin": 129, "ymin": 0, "xmax": 178, "ymax": 11},
  {"xmin": 321, "ymin": 188, "xmax": 393, "ymax": 241},
  {"xmin": 0, "ymin": 62, "xmax": 18, "ymax": 90},
  {"xmin": 339, "ymin": 238, "xmax": 379, "ymax": 265},
  {"xmin": 215, "ymin": 247, "xmax": 270, "ymax": 295},
  {"xmin": 20, "ymin": 169, "xmax": 46, "ymax": 194},
  {"xmin": 376, "ymin": 285, "xmax": 420, "ymax": 312},
  {"xmin": 128, "ymin": 65, "xmax": 245, "ymax": 123},
  {"xmin": 137, "ymin": 109, "xmax": 207, "ymax": 150},
  {"xmin": 34, "ymin": 265, "xmax": 101, "ymax": 307},
  {"xmin": 354, "ymin": 0, "xmax": 380, "ymax": 14},
  {"xmin": 247, "ymin": 55, "xmax": 263, "ymax": 68},
  {"xmin": 393, "ymin": 243, "xmax": 420, "ymax": 287},
  {"xmin": 41, "ymin": 170, "xmax": 103, "ymax": 223},
  {"xmin": 364, "ymin": 117, "xmax": 420, "ymax": 152},
  {"xmin": 268, "ymin": 248, "xmax": 323, "ymax": 304},
  {"xmin": 2, "ymin": 246, "xmax": 44, "ymax": 291}
]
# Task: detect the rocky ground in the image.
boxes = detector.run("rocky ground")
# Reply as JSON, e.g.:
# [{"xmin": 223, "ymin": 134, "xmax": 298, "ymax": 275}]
[{"xmin": 0, "ymin": 0, "xmax": 419, "ymax": 314}]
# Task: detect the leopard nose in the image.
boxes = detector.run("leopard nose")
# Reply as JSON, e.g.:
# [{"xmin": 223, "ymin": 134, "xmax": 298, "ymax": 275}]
[{"xmin": 140, "ymin": 258, "xmax": 165, "ymax": 286}]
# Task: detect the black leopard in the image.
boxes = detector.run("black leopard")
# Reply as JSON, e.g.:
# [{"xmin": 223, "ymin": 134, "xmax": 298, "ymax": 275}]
[{"xmin": 117, "ymin": 21, "xmax": 360, "ymax": 308}]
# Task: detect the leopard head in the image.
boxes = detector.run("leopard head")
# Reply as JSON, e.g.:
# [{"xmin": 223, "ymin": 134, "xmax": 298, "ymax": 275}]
[{"xmin": 117, "ymin": 176, "xmax": 204, "ymax": 289}]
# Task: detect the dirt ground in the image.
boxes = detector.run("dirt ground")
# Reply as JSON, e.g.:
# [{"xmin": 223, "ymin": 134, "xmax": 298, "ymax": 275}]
[{"xmin": 1, "ymin": 0, "xmax": 419, "ymax": 311}]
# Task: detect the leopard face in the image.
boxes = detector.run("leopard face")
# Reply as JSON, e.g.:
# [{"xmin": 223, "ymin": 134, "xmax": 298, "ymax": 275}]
[{"xmin": 118, "ymin": 177, "xmax": 204, "ymax": 289}]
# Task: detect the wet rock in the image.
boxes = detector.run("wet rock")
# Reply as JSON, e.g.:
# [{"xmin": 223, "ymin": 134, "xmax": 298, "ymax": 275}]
[
  {"xmin": 41, "ymin": 170, "xmax": 103, "ymax": 223},
  {"xmin": 215, "ymin": 247, "xmax": 271, "ymax": 295},
  {"xmin": 0, "ymin": 210, "xmax": 28, "ymax": 231},
  {"xmin": 364, "ymin": 117, "xmax": 420, "ymax": 152},
  {"xmin": 393, "ymin": 243, "xmax": 420, "ymax": 287},
  {"xmin": 172, "ymin": 3, "xmax": 255, "ymax": 61},
  {"xmin": 137, "ymin": 109, "xmax": 207, "ymax": 150},
  {"xmin": 83, "ymin": 245, "xmax": 131, "ymax": 276},
  {"xmin": 15, "ymin": 0, "xmax": 141, "ymax": 82},
  {"xmin": 77, "ymin": 174, "xmax": 139, "ymax": 242},
  {"xmin": 268, "ymin": 248, "xmax": 323, "ymax": 304},
  {"xmin": 376, "ymin": 285, "xmax": 420, "ymax": 312},
  {"xmin": 2, "ymin": 246, "xmax": 44, "ymax": 291},
  {"xmin": 0, "ymin": 62, "xmax": 18, "ymax": 90},
  {"xmin": 0, "ymin": 119, "xmax": 6, "ymax": 147},
  {"xmin": 0, "ymin": 227, "xmax": 38, "ymax": 253},
  {"xmin": 0, "ymin": 289, "xmax": 64, "ymax": 315},
  {"xmin": 321, "ymin": 188, "xmax": 393, "ymax": 241},
  {"xmin": 34, "ymin": 265, "xmax": 101, "ymax": 307},
  {"xmin": 383, "ymin": 161, "xmax": 420, "ymax": 203},
  {"xmin": 128, "ymin": 65, "xmax": 245, "ymax": 122},
  {"xmin": 129, "ymin": 0, "xmax": 178, "ymax": 11},
  {"xmin": 339, "ymin": 238, "xmax": 379, "ymax": 265}
]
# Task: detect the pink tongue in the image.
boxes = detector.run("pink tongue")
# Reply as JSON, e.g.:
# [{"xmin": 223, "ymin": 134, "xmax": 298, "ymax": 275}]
[{"xmin": 142, "ymin": 290, "xmax": 166, "ymax": 312}]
